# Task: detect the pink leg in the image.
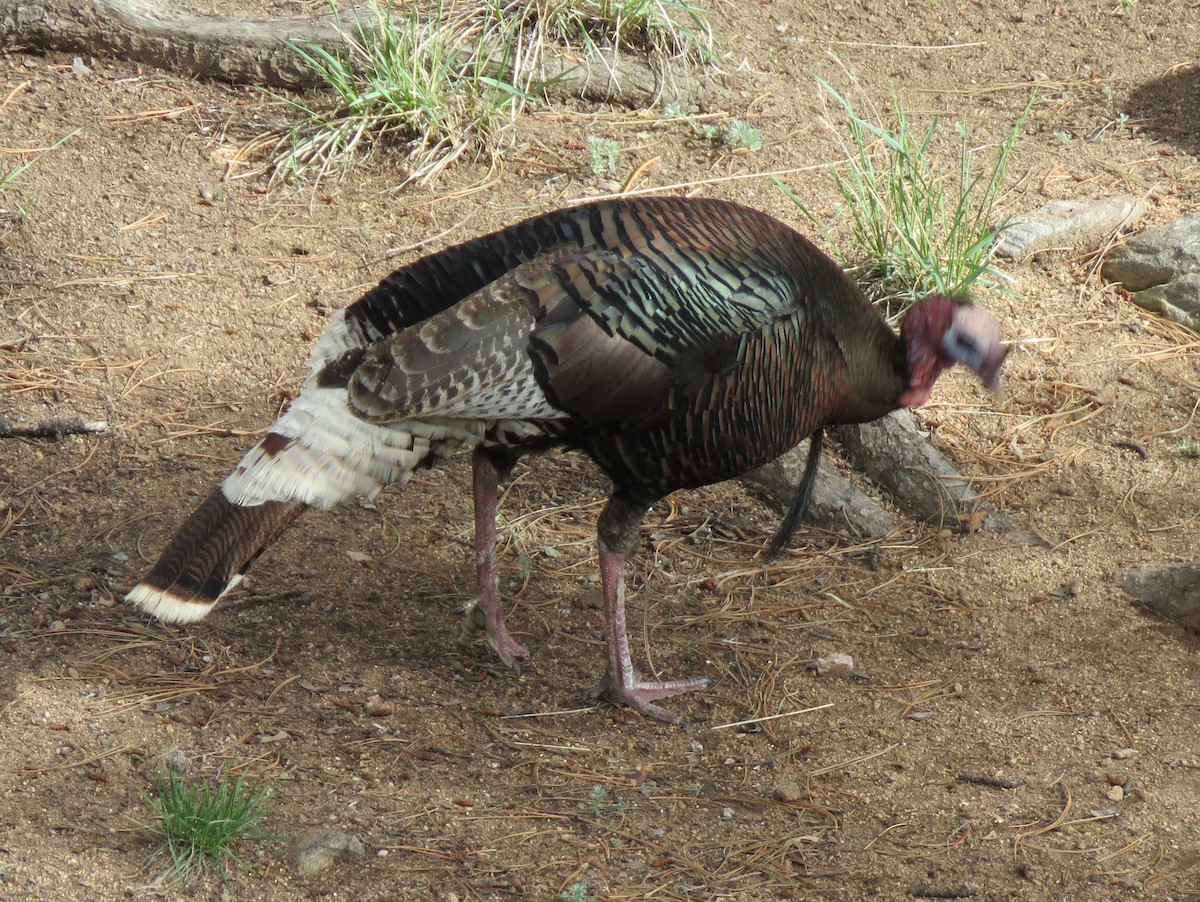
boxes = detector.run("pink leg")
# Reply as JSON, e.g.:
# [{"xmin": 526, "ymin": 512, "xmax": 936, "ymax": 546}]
[
  {"xmin": 594, "ymin": 536, "xmax": 713, "ymax": 726},
  {"xmin": 458, "ymin": 447, "xmax": 529, "ymax": 669}
]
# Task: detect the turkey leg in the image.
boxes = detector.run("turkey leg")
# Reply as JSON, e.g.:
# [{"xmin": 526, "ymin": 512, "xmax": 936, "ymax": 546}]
[
  {"xmin": 458, "ymin": 446, "xmax": 530, "ymax": 668},
  {"xmin": 592, "ymin": 496, "xmax": 713, "ymax": 725}
]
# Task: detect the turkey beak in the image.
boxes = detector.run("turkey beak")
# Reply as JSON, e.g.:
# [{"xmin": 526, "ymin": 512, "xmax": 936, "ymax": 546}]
[
  {"xmin": 948, "ymin": 305, "xmax": 1007, "ymax": 397},
  {"xmin": 976, "ymin": 344, "xmax": 1007, "ymax": 396}
]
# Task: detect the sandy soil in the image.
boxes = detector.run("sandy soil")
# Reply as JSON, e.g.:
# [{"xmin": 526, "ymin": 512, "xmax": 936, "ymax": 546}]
[{"xmin": 2, "ymin": 1, "xmax": 1199, "ymax": 899}]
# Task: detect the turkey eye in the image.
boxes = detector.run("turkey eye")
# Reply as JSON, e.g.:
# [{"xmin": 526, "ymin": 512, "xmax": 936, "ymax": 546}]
[{"xmin": 945, "ymin": 327, "xmax": 978, "ymax": 358}]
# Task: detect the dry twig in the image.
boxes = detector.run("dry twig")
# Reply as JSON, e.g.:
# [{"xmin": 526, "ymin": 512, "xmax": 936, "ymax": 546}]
[{"xmin": 0, "ymin": 417, "xmax": 107, "ymax": 439}]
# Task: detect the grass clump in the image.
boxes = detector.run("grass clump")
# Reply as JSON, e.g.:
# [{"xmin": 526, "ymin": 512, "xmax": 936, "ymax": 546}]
[
  {"xmin": 141, "ymin": 763, "xmax": 274, "ymax": 883},
  {"xmin": 661, "ymin": 103, "xmax": 761, "ymax": 151},
  {"xmin": 699, "ymin": 117, "xmax": 761, "ymax": 150},
  {"xmin": 784, "ymin": 78, "xmax": 1031, "ymax": 306},
  {"xmin": 588, "ymin": 783, "xmax": 609, "ymax": 816},
  {"xmin": 274, "ymin": 1, "xmax": 530, "ymax": 186},
  {"xmin": 536, "ymin": 0, "xmax": 712, "ymax": 61},
  {"xmin": 273, "ymin": 0, "xmax": 712, "ymax": 187},
  {"xmin": 587, "ymin": 783, "xmax": 628, "ymax": 819},
  {"xmin": 561, "ymin": 880, "xmax": 598, "ymax": 902}
]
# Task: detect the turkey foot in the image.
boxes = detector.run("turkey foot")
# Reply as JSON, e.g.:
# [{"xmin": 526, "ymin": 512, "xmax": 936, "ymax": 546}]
[
  {"xmin": 457, "ymin": 446, "xmax": 529, "ymax": 670},
  {"xmin": 590, "ymin": 669, "xmax": 714, "ymax": 726},
  {"xmin": 593, "ymin": 528, "xmax": 712, "ymax": 725},
  {"xmin": 459, "ymin": 591, "xmax": 529, "ymax": 670}
]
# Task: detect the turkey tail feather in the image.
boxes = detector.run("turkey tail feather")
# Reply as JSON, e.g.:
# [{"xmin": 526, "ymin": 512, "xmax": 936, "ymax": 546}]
[{"xmin": 126, "ymin": 489, "xmax": 306, "ymax": 623}]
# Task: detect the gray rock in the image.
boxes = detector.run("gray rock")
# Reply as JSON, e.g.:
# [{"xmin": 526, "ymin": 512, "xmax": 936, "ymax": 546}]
[
  {"xmin": 1102, "ymin": 213, "xmax": 1200, "ymax": 332},
  {"xmin": 158, "ymin": 748, "xmax": 191, "ymax": 777},
  {"xmin": 1117, "ymin": 561, "xmax": 1200, "ymax": 632},
  {"xmin": 772, "ymin": 780, "xmax": 803, "ymax": 803},
  {"xmin": 1123, "ymin": 273, "xmax": 1200, "ymax": 332},
  {"xmin": 1102, "ymin": 213, "xmax": 1200, "ymax": 290},
  {"xmin": 294, "ymin": 829, "xmax": 366, "ymax": 877},
  {"xmin": 994, "ymin": 197, "xmax": 1145, "ymax": 259},
  {"xmin": 813, "ymin": 651, "xmax": 856, "ymax": 678}
]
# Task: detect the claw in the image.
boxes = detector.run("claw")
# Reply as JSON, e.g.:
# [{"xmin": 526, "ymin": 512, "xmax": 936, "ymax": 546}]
[{"xmin": 458, "ymin": 592, "xmax": 529, "ymax": 671}]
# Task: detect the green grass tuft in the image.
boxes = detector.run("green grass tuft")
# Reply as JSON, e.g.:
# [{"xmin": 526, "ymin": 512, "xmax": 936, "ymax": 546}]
[
  {"xmin": 274, "ymin": 0, "xmax": 710, "ymax": 187},
  {"xmin": 660, "ymin": 103, "xmax": 761, "ymax": 151},
  {"xmin": 273, "ymin": 1, "xmax": 530, "ymax": 187},
  {"xmin": 588, "ymin": 783, "xmax": 609, "ymax": 817},
  {"xmin": 273, "ymin": 0, "xmax": 712, "ymax": 187},
  {"xmin": 536, "ymin": 0, "xmax": 713, "ymax": 62},
  {"xmin": 1, "ymin": 130, "xmax": 77, "ymax": 219},
  {"xmin": 699, "ymin": 117, "xmax": 761, "ymax": 150},
  {"xmin": 141, "ymin": 763, "xmax": 274, "ymax": 883},
  {"xmin": 783, "ymin": 79, "xmax": 1032, "ymax": 308}
]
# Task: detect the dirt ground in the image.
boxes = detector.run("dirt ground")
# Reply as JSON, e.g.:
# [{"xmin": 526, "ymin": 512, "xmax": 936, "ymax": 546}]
[{"xmin": 2, "ymin": 1, "xmax": 1200, "ymax": 899}]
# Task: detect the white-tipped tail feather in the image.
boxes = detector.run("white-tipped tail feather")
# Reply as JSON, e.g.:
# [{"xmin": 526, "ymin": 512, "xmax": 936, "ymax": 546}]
[
  {"xmin": 125, "ymin": 486, "xmax": 307, "ymax": 623},
  {"xmin": 126, "ymin": 574, "xmax": 243, "ymax": 624},
  {"xmin": 223, "ymin": 307, "xmax": 488, "ymax": 510},
  {"xmin": 128, "ymin": 311, "xmax": 488, "ymax": 623},
  {"xmin": 127, "ymin": 285, "xmax": 550, "ymax": 626}
]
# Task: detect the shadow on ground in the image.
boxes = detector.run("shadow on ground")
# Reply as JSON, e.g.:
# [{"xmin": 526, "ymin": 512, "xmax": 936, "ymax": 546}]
[{"xmin": 1127, "ymin": 61, "xmax": 1200, "ymax": 158}]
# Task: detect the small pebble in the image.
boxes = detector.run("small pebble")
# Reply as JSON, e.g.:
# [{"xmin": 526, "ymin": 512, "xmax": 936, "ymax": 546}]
[
  {"xmin": 365, "ymin": 696, "xmax": 394, "ymax": 717},
  {"xmin": 1112, "ymin": 748, "xmax": 1137, "ymax": 760},
  {"xmin": 773, "ymin": 780, "xmax": 803, "ymax": 803},
  {"xmin": 813, "ymin": 652, "xmax": 855, "ymax": 677},
  {"xmin": 295, "ymin": 829, "xmax": 365, "ymax": 877},
  {"xmin": 158, "ymin": 749, "xmax": 190, "ymax": 775}
]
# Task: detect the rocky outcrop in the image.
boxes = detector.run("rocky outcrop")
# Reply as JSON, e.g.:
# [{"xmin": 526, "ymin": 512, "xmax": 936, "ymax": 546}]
[{"xmin": 1102, "ymin": 212, "xmax": 1200, "ymax": 332}]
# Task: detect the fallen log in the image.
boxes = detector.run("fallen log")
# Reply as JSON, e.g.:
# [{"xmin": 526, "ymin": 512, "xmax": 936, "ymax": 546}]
[
  {"xmin": 835, "ymin": 411, "xmax": 1002, "ymax": 532},
  {"xmin": 743, "ymin": 411, "xmax": 1048, "ymax": 550},
  {"xmin": 742, "ymin": 440, "xmax": 900, "ymax": 540},
  {"xmin": 0, "ymin": 0, "xmax": 708, "ymax": 106}
]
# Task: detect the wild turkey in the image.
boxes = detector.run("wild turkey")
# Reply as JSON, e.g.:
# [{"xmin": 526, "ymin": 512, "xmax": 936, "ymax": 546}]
[{"xmin": 126, "ymin": 196, "xmax": 1006, "ymax": 724}]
